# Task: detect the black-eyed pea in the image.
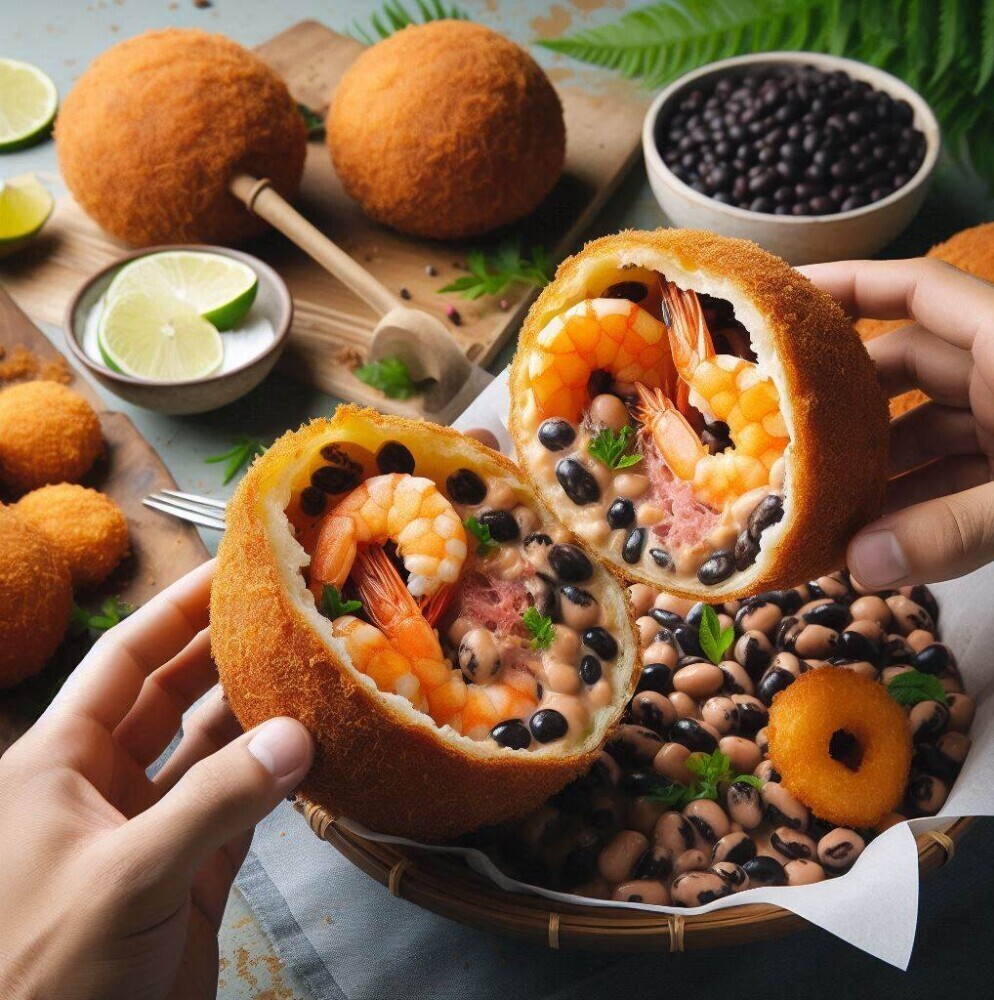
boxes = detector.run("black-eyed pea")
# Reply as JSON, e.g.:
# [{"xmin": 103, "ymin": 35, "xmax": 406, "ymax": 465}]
[
  {"xmin": 683, "ymin": 798, "xmax": 731, "ymax": 846},
  {"xmin": 947, "ymin": 693, "xmax": 975, "ymax": 734},
  {"xmin": 654, "ymin": 592, "xmax": 694, "ymax": 617},
  {"xmin": 543, "ymin": 659, "xmax": 582, "ymax": 695},
  {"xmin": 634, "ymin": 844, "xmax": 673, "ymax": 881},
  {"xmin": 937, "ymin": 731, "xmax": 971, "ymax": 766},
  {"xmin": 754, "ymin": 759, "xmax": 780, "ymax": 783},
  {"xmin": 710, "ymin": 861, "xmax": 749, "ymax": 891},
  {"xmin": 720, "ymin": 659, "xmax": 756, "ymax": 696},
  {"xmin": 711, "ymin": 830, "xmax": 757, "ymax": 866},
  {"xmin": 669, "ymin": 691, "xmax": 702, "ymax": 720},
  {"xmin": 653, "ymin": 811, "xmax": 698, "ymax": 855},
  {"xmin": 589, "ymin": 788, "xmax": 626, "ymax": 831},
  {"xmin": 770, "ymin": 651, "xmax": 802, "ymax": 676},
  {"xmin": 837, "ymin": 660, "xmax": 879, "ymax": 680},
  {"xmin": 882, "ymin": 664, "xmax": 914, "ymax": 684},
  {"xmin": 589, "ymin": 392, "xmax": 631, "ymax": 431},
  {"xmin": 736, "ymin": 600, "xmax": 783, "ymax": 637},
  {"xmin": 755, "ymin": 727, "xmax": 770, "ymax": 756},
  {"xmin": 726, "ymin": 780, "xmax": 763, "ymax": 829},
  {"xmin": 673, "ymin": 848, "xmax": 711, "ymax": 877},
  {"xmin": 653, "ymin": 742, "xmax": 695, "ymax": 786},
  {"xmin": 559, "ymin": 586, "xmax": 601, "ymax": 631},
  {"xmin": 609, "ymin": 724, "xmax": 665, "ymax": 765},
  {"xmin": 672, "ymin": 869, "xmax": 733, "ymax": 906},
  {"xmin": 731, "ymin": 694, "xmax": 768, "ymax": 735},
  {"xmin": 885, "ymin": 594, "xmax": 934, "ymax": 635},
  {"xmin": 447, "ymin": 615, "xmax": 476, "ymax": 646},
  {"xmin": 793, "ymin": 624, "xmax": 840, "ymax": 659},
  {"xmin": 811, "ymin": 574, "xmax": 850, "ymax": 600},
  {"xmin": 629, "ymin": 584, "xmax": 656, "ymax": 618},
  {"xmin": 517, "ymin": 805, "xmax": 564, "ymax": 852},
  {"xmin": 883, "ymin": 634, "xmax": 915, "ymax": 664},
  {"xmin": 719, "ymin": 735, "xmax": 762, "ymax": 775},
  {"xmin": 850, "ymin": 595, "xmax": 892, "ymax": 628},
  {"xmin": 645, "ymin": 641, "xmax": 681, "ymax": 670},
  {"xmin": 762, "ymin": 781, "xmax": 809, "ymax": 831},
  {"xmin": 627, "ymin": 796, "xmax": 668, "ymax": 837},
  {"xmin": 672, "ymin": 661, "xmax": 725, "ymax": 698},
  {"xmin": 908, "ymin": 774, "xmax": 949, "ymax": 813},
  {"xmin": 734, "ymin": 630, "xmax": 773, "ymax": 675},
  {"xmin": 512, "ymin": 504, "xmax": 540, "ymax": 538},
  {"xmin": 941, "ymin": 672, "xmax": 964, "ymax": 695},
  {"xmin": 632, "ymin": 690, "xmax": 677, "ymax": 734},
  {"xmin": 597, "ymin": 830, "xmax": 650, "ymax": 883},
  {"xmin": 909, "ymin": 700, "xmax": 949, "ymax": 740},
  {"xmin": 612, "ymin": 879, "xmax": 671, "ymax": 905},
  {"xmin": 785, "ymin": 859, "xmax": 826, "ymax": 885},
  {"xmin": 817, "ymin": 828, "xmax": 866, "ymax": 871},
  {"xmin": 637, "ymin": 616, "xmax": 659, "ymax": 647},
  {"xmin": 906, "ymin": 628, "xmax": 935, "ymax": 653},
  {"xmin": 770, "ymin": 825, "xmax": 817, "ymax": 860},
  {"xmin": 702, "ymin": 696, "xmax": 740, "ymax": 734},
  {"xmin": 589, "ymin": 751, "xmax": 622, "ymax": 788}
]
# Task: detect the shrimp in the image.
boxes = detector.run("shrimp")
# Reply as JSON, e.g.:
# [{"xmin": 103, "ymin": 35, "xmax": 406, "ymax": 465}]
[
  {"xmin": 527, "ymin": 298, "xmax": 679, "ymax": 423},
  {"xmin": 637, "ymin": 280, "xmax": 788, "ymax": 509}
]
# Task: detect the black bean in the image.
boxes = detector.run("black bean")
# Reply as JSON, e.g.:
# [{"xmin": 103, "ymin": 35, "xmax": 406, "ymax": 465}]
[
  {"xmin": 649, "ymin": 547, "xmax": 672, "ymax": 569},
  {"xmin": 747, "ymin": 494, "xmax": 784, "ymax": 539},
  {"xmin": 803, "ymin": 601, "xmax": 850, "ymax": 630},
  {"xmin": 578, "ymin": 655, "xmax": 602, "ymax": 685},
  {"xmin": 636, "ymin": 662, "xmax": 673, "ymax": 695},
  {"xmin": 537, "ymin": 419, "xmax": 576, "ymax": 452},
  {"xmin": 299, "ymin": 485, "xmax": 327, "ymax": 517},
  {"xmin": 909, "ymin": 584, "xmax": 939, "ymax": 624},
  {"xmin": 837, "ymin": 629, "xmax": 879, "ymax": 662},
  {"xmin": 620, "ymin": 769, "xmax": 672, "ymax": 797},
  {"xmin": 490, "ymin": 719, "xmax": 531, "ymax": 750},
  {"xmin": 375, "ymin": 441, "xmax": 415, "ymax": 474},
  {"xmin": 446, "ymin": 468, "xmax": 487, "ymax": 505},
  {"xmin": 311, "ymin": 465, "xmax": 359, "ymax": 494},
  {"xmin": 549, "ymin": 544, "xmax": 593, "ymax": 583},
  {"xmin": 734, "ymin": 529, "xmax": 760, "ymax": 571},
  {"xmin": 607, "ymin": 497, "xmax": 635, "ymax": 530},
  {"xmin": 743, "ymin": 855, "xmax": 787, "ymax": 887},
  {"xmin": 670, "ymin": 718, "xmax": 719, "ymax": 754},
  {"xmin": 603, "ymin": 281, "xmax": 648, "ymax": 302},
  {"xmin": 478, "ymin": 509, "xmax": 519, "ymax": 542},
  {"xmin": 561, "ymin": 584, "xmax": 596, "ymax": 614},
  {"xmin": 913, "ymin": 643, "xmax": 950, "ymax": 675},
  {"xmin": 757, "ymin": 667, "xmax": 795, "ymax": 706},
  {"xmin": 698, "ymin": 550, "xmax": 736, "ymax": 586},
  {"xmin": 623, "ymin": 527, "xmax": 647, "ymax": 564},
  {"xmin": 582, "ymin": 627, "xmax": 618, "ymax": 660},
  {"xmin": 530, "ymin": 709, "xmax": 568, "ymax": 744},
  {"xmin": 555, "ymin": 458, "xmax": 601, "ymax": 505},
  {"xmin": 650, "ymin": 608, "xmax": 684, "ymax": 628},
  {"xmin": 635, "ymin": 846, "xmax": 673, "ymax": 880},
  {"xmin": 673, "ymin": 623, "xmax": 703, "ymax": 659},
  {"xmin": 713, "ymin": 832, "xmax": 757, "ymax": 866},
  {"xmin": 914, "ymin": 743, "xmax": 961, "ymax": 784}
]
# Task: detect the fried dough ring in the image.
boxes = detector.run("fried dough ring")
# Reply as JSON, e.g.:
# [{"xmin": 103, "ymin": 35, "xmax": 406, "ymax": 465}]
[{"xmin": 767, "ymin": 667, "xmax": 911, "ymax": 828}]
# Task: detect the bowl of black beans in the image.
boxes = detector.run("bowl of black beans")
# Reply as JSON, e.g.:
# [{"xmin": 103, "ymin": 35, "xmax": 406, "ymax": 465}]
[{"xmin": 642, "ymin": 52, "xmax": 939, "ymax": 265}]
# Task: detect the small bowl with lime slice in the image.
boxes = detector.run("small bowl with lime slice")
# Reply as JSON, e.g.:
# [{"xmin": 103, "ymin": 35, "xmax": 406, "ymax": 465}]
[{"xmin": 65, "ymin": 246, "xmax": 292, "ymax": 415}]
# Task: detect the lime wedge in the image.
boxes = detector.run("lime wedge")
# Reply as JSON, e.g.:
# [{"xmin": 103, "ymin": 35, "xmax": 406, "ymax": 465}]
[
  {"xmin": 98, "ymin": 290, "xmax": 224, "ymax": 382},
  {"xmin": 106, "ymin": 250, "xmax": 259, "ymax": 331},
  {"xmin": 0, "ymin": 173, "xmax": 54, "ymax": 255},
  {"xmin": 0, "ymin": 59, "xmax": 58, "ymax": 152}
]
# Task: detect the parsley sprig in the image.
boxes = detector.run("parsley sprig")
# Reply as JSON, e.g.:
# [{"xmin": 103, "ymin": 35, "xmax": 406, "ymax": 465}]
[
  {"xmin": 522, "ymin": 606, "xmax": 556, "ymax": 650},
  {"xmin": 355, "ymin": 356, "xmax": 419, "ymax": 400},
  {"xmin": 321, "ymin": 585, "xmax": 363, "ymax": 620},
  {"xmin": 887, "ymin": 669, "xmax": 948, "ymax": 707},
  {"xmin": 205, "ymin": 436, "xmax": 268, "ymax": 485},
  {"xmin": 587, "ymin": 425, "xmax": 642, "ymax": 470},
  {"xmin": 649, "ymin": 750, "xmax": 763, "ymax": 809},
  {"xmin": 69, "ymin": 597, "xmax": 135, "ymax": 638},
  {"xmin": 297, "ymin": 103, "xmax": 325, "ymax": 138},
  {"xmin": 464, "ymin": 516, "xmax": 497, "ymax": 557},
  {"xmin": 698, "ymin": 605, "xmax": 735, "ymax": 666},
  {"xmin": 439, "ymin": 240, "xmax": 553, "ymax": 300}
]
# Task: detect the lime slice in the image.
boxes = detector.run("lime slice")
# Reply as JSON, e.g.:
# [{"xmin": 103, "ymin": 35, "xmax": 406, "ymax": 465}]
[
  {"xmin": 106, "ymin": 250, "xmax": 259, "ymax": 331},
  {"xmin": 0, "ymin": 59, "xmax": 58, "ymax": 152},
  {"xmin": 0, "ymin": 173, "xmax": 54, "ymax": 255},
  {"xmin": 98, "ymin": 290, "xmax": 224, "ymax": 382}
]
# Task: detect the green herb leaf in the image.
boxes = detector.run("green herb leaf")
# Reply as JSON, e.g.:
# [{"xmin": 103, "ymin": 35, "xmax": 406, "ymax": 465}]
[
  {"xmin": 69, "ymin": 597, "xmax": 135, "ymax": 637},
  {"xmin": 649, "ymin": 749, "xmax": 760, "ymax": 806},
  {"xmin": 349, "ymin": 0, "xmax": 469, "ymax": 45},
  {"xmin": 439, "ymin": 239, "xmax": 554, "ymax": 300},
  {"xmin": 297, "ymin": 103, "xmax": 325, "ymax": 138},
  {"xmin": 204, "ymin": 436, "xmax": 267, "ymax": 485},
  {"xmin": 887, "ymin": 669, "xmax": 949, "ymax": 707},
  {"xmin": 522, "ymin": 606, "xmax": 556, "ymax": 650},
  {"xmin": 587, "ymin": 425, "xmax": 642, "ymax": 470},
  {"xmin": 354, "ymin": 356, "xmax": 419, "ymax": 400},
  {"xmin": 464, "ymin": 516, "xmax": 498, "ymax": 557},
  {"xmin": 647, "ymin": 782, "xmax": 695, "ymax": 809},
  {"xmin": 696, "ymin": 605, "xmax": 734, "ymax": 666},
  {"xmin": 733, "ymin": 773, "xmax": 765, "ymax": 790},
  {"xmin": 321, "ymin": 585, "xmax": 363, "ymax": 620}
]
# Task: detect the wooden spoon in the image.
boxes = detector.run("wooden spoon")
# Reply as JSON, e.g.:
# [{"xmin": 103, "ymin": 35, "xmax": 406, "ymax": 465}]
[{"xmin": 229, "ymin": 174, "xmax": 493, "ymax": 421}]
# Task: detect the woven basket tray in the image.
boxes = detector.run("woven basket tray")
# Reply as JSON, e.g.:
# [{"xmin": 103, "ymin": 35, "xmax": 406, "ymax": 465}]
[{"xmin": 294, "ymin": 800, "xmax": 971, "ymax": 952}]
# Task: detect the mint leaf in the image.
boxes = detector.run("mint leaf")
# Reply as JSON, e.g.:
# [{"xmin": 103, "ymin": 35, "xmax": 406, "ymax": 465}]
[
  {"xmin": 69, "ymin": 597, "xmax": 134, "ymax": 637},
  {"xmin": 464, "ymin": 516, "xmax": 497, "ymax": 557},
  {"xmin": 887, "ymin": 669, "xmax": 948, "ymax": 707},
  {"xmin": 697, "ymin": 605, "xmax": 733, "ymax": 665},
  {"xmin": 587, "ymin": 425, "xmax": 642, "ymax": 470},
  {"xmin": 439, "ymin": 239, "xmax": 553, "ymax": 300},
  {"xmin": 522, "ymin": 606, "xmax": 555, "ymax": 650},
  {"xmin": 647, "ymin": 782, "xmax": 694, "ymax": 809},
  {"xmin": 355, "ymin": 356, "xmax": 418, "ymax": 400},
  {"xmin": 321, "ymin": 585, "xmax": 363, "ymax": 620}
]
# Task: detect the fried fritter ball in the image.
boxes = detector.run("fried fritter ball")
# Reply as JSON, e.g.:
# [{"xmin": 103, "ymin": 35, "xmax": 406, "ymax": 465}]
[
  {"xmin": 767, "ymin": 667, "xmax": 912, "ymax": 828},
  {"xmin": 0, "ymin": 507, "xmax": 73, "ymax": 689},
  {"xmin": 857, "ymin": 222, "xmax": 994, "ymax": 416},
  {"xmin": 56, "ymin": 28, "xmax": 307, "ymax": 247},
  {"xmin": 14, "ymin": 484, "xmax": 129, "ymax": 589},
  {"xmin": 0, "ymin": 382, "xmax": 103, "ymax": 494},
  {"xmin": 328, "ymin": 21, "xmax": 566, "ymax": 239}
]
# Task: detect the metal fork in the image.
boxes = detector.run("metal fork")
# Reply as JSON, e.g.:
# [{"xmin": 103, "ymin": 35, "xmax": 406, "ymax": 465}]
[{"xmin": 143, "ymin": 490, "xmax": 227, "ymax": 531}]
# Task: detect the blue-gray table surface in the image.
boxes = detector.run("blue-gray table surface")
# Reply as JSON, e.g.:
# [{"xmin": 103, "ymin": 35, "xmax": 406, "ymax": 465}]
[{"xmin": 5, "ymin": 1, "xmax": 994, "ymax": 996}]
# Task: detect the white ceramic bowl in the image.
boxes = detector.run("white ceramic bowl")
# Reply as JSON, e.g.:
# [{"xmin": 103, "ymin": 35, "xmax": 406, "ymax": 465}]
[
  {"xmin": 642, "ymin": 52, "xmax": 940, "ymax": 265},
  {"xmin": 65, "ymin": 245, "xmax": 292, "ymax": 415}
]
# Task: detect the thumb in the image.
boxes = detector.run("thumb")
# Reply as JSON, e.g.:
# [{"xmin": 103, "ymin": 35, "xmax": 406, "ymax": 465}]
[
  {"xmin": 125, "ymin": 716, "xmax": 314, "ymax": 880},
  {"xmin": 848, "ymin": 481, "xmax": 994, "ymax": 589}
]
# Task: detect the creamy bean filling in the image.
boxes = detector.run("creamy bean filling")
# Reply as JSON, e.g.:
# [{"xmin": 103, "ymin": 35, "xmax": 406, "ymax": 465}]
[
  {"xmin": 284, "ymin": 435, "xmax": 622, "ymax": 751},
  {"xmin": 474, "ymin": 572, "xmax": 972, "ymax": 904},
  {"xmin": 521, "ymin": 274, "xmax": 787, "ymax": 588}
]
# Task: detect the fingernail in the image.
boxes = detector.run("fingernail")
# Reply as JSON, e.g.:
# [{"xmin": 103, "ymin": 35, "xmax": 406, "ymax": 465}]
[
  {"xmin": 247, "ymin": 718, "xmax": 312, "ymax": 778},
  {"xmin": 850, "ymin": 529, "xmax": 909, "ymax": 588}
]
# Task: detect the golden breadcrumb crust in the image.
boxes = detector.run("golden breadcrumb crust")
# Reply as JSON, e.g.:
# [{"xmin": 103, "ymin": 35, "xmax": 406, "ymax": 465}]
[
  {"xmin": 56, "ymin": 28, "xmax": 306, "ymax": 247},
  {"xmin": 0, "ymin": 381, "xmax": 103, "ymax": 495},
  {"xmin": 509, "ymin": 229, "xmax": 889, "ymax": 601},
  {"xmin": 856, "ymin": 222, "xmax": 994, "ymax": 416},
  {"xmin": 0, "ymin": 507, "xmax": 72, "ymax": 689},
  {"xmin": 211, "ymin": 406, "xmax": 638, "ymax": 842},
  {"xmin": 327, "ymin": 21, "xmax": 565, "ymax": 239},
  {"xmin": 14, "ymin": 484, "xmax": 129, "ymax": 589}
]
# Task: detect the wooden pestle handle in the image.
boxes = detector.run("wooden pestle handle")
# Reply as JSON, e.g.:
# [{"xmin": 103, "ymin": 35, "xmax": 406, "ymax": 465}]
[{"xmin": 229, "ymin": 173, "xmax": 399, "ymax": 317}]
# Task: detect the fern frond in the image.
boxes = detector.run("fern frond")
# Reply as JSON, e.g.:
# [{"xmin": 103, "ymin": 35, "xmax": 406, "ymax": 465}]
[{"xmin": 349, "ymin": 0, "xmax": 468, "ymax": 45}]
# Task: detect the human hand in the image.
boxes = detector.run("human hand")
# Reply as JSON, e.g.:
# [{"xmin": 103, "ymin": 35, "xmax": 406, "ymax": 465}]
[
  {"xmin": 801, "ymin": 258, "xmax": 994, "ymax": 589},
  {"xmin": 0, "ymin": 560, "xmax": 314, "ymax": 1000}
]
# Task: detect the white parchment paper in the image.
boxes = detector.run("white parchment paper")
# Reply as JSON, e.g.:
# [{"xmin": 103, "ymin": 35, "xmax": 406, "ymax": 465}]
[{"xmin": 335, "ymin": 367, "xmax": 994, "ymax": 969}]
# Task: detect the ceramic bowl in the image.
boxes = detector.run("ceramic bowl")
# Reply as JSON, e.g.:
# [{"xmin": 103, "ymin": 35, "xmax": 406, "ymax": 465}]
[
  {"xmin": 65, "ymin": 245, "xmax": 292, "ymax": 415},
  {"xmin": 642, "ymin": 52, "xmax": 940, "ymax": 265}
]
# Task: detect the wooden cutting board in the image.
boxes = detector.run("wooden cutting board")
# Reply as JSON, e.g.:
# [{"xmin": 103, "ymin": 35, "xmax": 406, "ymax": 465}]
[
  {"xmin": 0, "ymin": 288, "xmax": 209, "ymax": 753},
  {"xmin": 0, "ymin": 20, "xmax": 650, "ymax": 415}
]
